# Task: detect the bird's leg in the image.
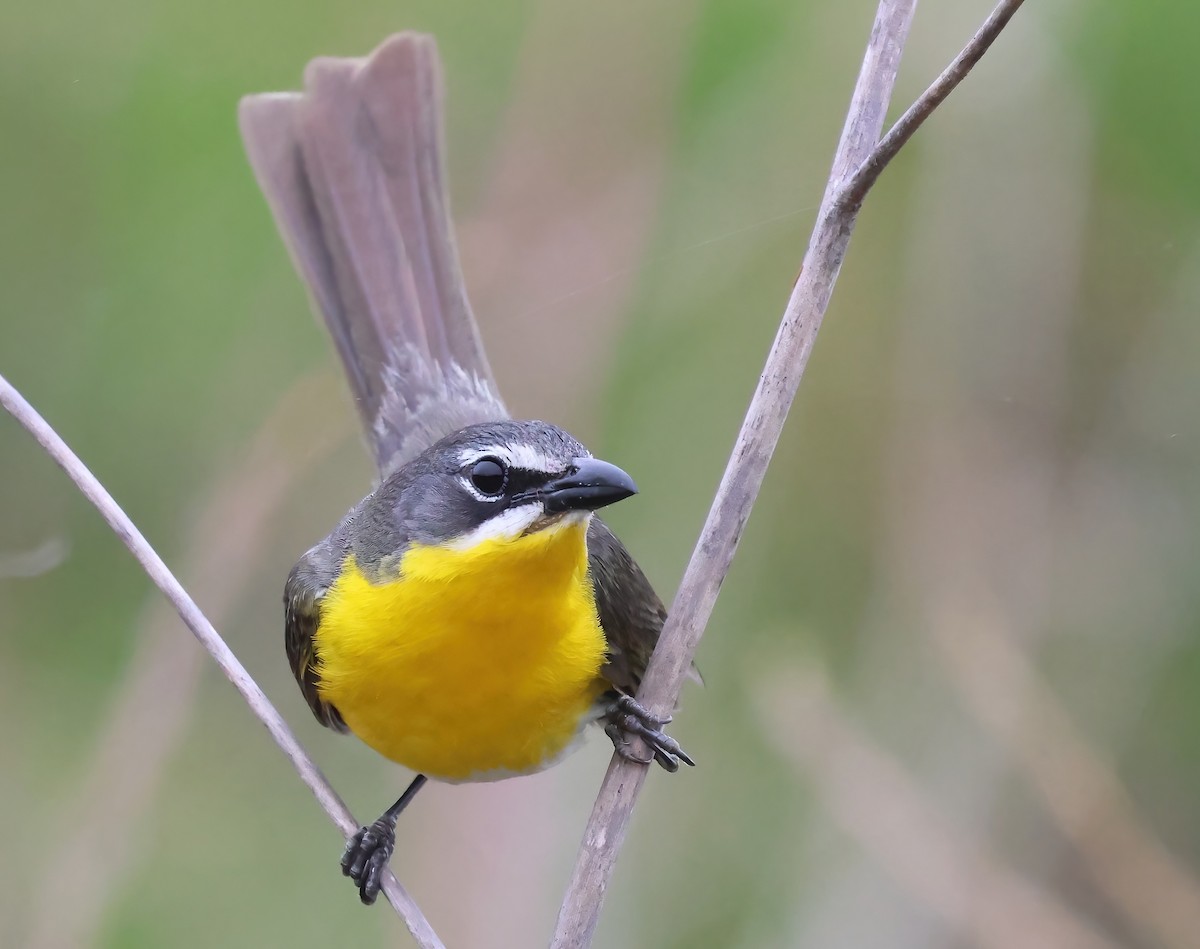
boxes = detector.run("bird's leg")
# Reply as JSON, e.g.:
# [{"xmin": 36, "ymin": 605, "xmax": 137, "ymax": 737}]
[
  {"xmin": 341, "ymin": 773, "xmax": 427, "ymax": 905},
  {"xmin": 603, "ymin": 694, "xmax": 695, "ymax": 773}
]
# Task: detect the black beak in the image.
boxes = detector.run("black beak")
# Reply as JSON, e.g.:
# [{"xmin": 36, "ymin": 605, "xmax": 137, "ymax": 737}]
[{"xmin": 541, "ymin": 457, "xmax": 638, "ymax": 513}]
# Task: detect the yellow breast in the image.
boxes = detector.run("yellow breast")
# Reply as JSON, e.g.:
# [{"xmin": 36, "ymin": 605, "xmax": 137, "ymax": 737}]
[{"xmin": 313, "ymin": 516, "xmax": 610, "ymax": 782}]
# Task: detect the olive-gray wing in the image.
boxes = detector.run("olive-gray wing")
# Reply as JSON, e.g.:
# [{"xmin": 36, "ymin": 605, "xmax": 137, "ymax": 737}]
[
  {"xmin": 588, "ymin": 518, "xmax": 673, "ymax": 697},
  {"xmin": 284, "ymin": 553, "xmax": 348, "ymax": 732}
]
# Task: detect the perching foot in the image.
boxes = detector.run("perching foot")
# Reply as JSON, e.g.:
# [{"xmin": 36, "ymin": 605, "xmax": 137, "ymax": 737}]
[
  {"xmin": 341, "ymin": 817, "xmax": 396, "ymax": 905},
  {"xmin": 603, "ymin": 694, "xmax": 695, "ymax": 772}
]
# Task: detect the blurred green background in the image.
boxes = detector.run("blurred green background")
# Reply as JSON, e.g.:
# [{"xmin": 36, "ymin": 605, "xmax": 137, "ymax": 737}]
[{"xmin": 3, "ymin": 0, "xmax": 1199, "ymax": 946}]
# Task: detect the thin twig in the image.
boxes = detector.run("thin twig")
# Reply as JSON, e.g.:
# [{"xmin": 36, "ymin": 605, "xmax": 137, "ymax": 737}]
[
  {"xmin": 23, "ymin": 373, "xmax": 348, "ymax": 949},
  {"xmin": 841, "ymin": 0, "xmax": 1027, "ymax": 209},
  {"xmin": 0, "ymin": 373, "xmax": 445, "ymax": 949},
  {"xmin": 552, "ymin": 1, "xmax": 1028, "ymax": 944}
]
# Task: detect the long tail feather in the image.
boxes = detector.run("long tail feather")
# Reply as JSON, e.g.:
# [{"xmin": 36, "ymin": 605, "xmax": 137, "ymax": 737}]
[{"xmin": 239, "ymin": 33, "xmax": 507, "ymax": 475}]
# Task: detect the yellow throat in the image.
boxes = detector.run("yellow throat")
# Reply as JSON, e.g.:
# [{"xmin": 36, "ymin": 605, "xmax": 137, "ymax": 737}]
[{"xmin": 313, "ymin": 514, "xmax": 610, "ymax": 782}]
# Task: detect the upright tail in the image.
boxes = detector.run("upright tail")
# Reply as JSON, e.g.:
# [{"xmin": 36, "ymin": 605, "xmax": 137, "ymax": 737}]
[{"xmin": 239, "ymin": 33, "xmax": 507, "ymax": 476}]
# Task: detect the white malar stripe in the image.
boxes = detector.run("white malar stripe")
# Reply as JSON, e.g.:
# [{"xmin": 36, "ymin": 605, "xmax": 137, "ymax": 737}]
[
  {"xmin": 446, "ymin": 507, "xmax": 590, "ymax": 551},
  {"xmin": 446, "ymin": 504, "xmax": 540, "ymax": 550},
  {"xmin": 457, "ymin": 443, "xmax": 578, "ymax": 473}
]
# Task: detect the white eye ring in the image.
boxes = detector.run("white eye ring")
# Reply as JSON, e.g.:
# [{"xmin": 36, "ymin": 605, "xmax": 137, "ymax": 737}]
[{"xmin": 465, "ymin": 456, "xmax": 507, "ymax": 499}]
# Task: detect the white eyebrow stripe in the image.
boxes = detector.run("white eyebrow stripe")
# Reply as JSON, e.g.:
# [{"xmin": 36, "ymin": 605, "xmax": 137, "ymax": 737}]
[{"xmin": 457, "ymin": 443, "xmax": 563, "ymax": 472}]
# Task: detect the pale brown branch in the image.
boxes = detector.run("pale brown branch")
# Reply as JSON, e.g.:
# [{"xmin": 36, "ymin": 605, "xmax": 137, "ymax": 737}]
[
  {"xmin": 841, "ymin": 0, "xmax": 1028, "ymax": 208},
  {"xmin": 0, "ymin": 373, "xmax": 445, "ymax": 949},
  {"xmin": 552, "ymin": 0, "xmax": 1028, "ymax": 944},
  {"xmin": 23, "ymin": 373, "xmax": 348, "ymax": 949}
]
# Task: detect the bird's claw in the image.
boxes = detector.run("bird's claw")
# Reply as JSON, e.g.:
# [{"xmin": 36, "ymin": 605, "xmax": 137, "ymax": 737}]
[
  {"xmin": 341, "ymin": 817, "xmax": 396, "ymax": 905},
  {"xmin": 604, "ymin": 694, "xmax": 695, "ymax": 772}
]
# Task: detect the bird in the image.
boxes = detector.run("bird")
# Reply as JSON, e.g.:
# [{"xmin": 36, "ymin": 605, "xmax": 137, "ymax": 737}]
[{"xmin": 239, "ymin": 31, "xmax": 696, "ymax": 906}]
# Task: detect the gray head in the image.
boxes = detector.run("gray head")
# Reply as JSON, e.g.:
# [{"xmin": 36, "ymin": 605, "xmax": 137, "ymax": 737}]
[{"xmin": 354, "ymin": 420, "xmax": 638, "ymax": 556}]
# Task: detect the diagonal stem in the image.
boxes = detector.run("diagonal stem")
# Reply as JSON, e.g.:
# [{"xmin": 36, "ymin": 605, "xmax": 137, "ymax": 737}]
[
  {"xmin": 841, "ymin": 0, "xmax": 1028, "ymax": 209},
  {"xmin": 22, "ymin": 373, "xmax": 347, "ymax": 949},
  {"xmin": 0, "ymin": 373, "xmax": 445, "ymax": 949},
  {"xmin": 551, "ymin": 0, "xmax": 1031, "ymax": 944}
]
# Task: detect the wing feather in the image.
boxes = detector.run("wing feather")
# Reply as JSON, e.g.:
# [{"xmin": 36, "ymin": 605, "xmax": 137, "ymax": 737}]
[
  {"xmin": 588, "ymin": 519, "xmax": 702, "ymax": 700},
  {"xmin": 284, "ymin": 554, "xmax": 348, "ymax": 732}
]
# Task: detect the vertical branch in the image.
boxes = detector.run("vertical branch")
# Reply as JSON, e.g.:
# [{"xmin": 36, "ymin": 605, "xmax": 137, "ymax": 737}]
[
  {"xmin": 551, "ymin": 1, "xmax": 918, "ymax": 944},
  {"xmin": 552, "ymin": 0, "xmax": 1029, "ymax": 945},
  {"xmin": 0, "ymin": 373, "xmax": 445, "ymax": 949}
]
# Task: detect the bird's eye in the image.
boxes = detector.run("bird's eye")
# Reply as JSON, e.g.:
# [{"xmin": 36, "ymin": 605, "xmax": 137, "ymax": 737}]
[{"xmin": 469, "ymin": 457, "xmax": 507, "ymax": 497}]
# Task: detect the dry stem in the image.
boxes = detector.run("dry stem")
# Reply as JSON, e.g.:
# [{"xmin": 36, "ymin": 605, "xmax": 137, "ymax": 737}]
[
  {"xmin": 0, "ymin": 374, "xmax": 444, "ymax": 949},
  {"xmin": 22, "ymin": 373, "xmax": 347, "ymax": 949},
  {"xmin": 552, "ymin": 1, "xmax": 1028, "ymax": 945}
]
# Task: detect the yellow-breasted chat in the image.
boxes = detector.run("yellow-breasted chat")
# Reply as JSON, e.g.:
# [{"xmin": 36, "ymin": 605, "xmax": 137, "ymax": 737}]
[{"xmin": 240, "ymin": 31, "xmax": 695, "ymax": 905}]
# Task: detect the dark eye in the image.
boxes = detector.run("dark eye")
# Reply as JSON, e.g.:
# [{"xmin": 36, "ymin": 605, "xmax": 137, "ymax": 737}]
[{"xmin": 469, "ymin": 457, "xmax": 507, "ymax": 497}]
